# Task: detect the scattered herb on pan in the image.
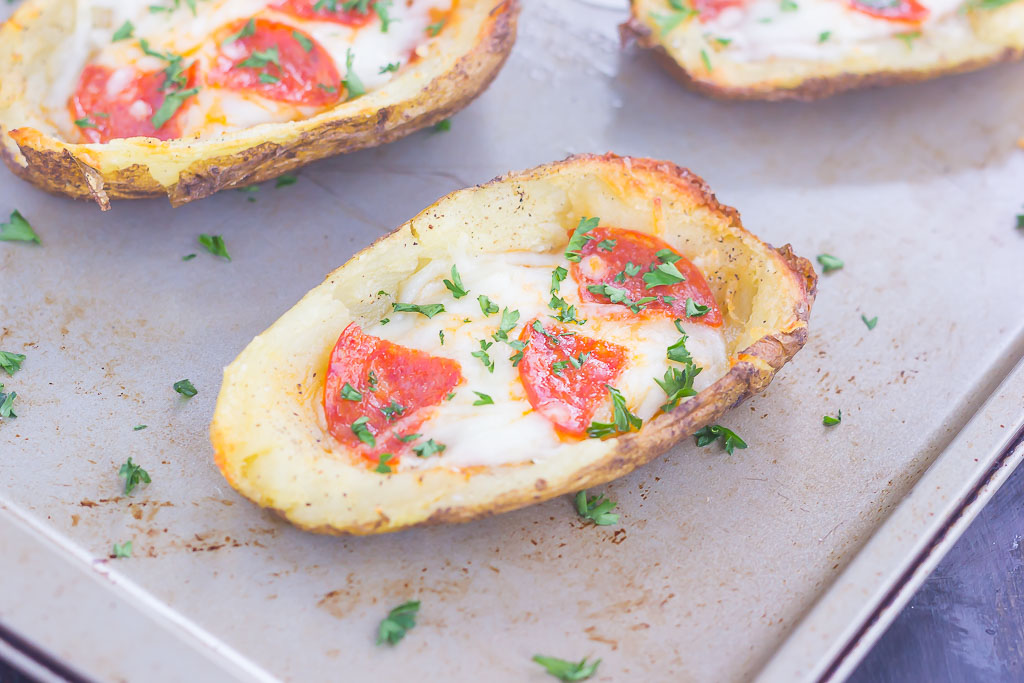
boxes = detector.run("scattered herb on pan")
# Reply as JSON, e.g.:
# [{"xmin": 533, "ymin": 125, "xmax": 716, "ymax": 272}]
[
  {"xmin": 0, "ymin": 210, "xmax": 41, "ymax": 244},
  {"xmin": 275, "ymin": 174, "xmax": 298, "ymax": 188},
  {"xmin": 587, "ymin": 385, "xmax": 642, "ymax": 438},
  {"xmin": 565, "ymin": 216, "xmax": 600, "ymax": 262},
  {"xmin": 477, "ymin": 295, "xmax": 499, "ymax": 316},
  {"xmin": 861, "ymin": 314, "xmax": 878, "ymax": 330},
  {"xmin": 1016, "ymin": 211, "xmax": 1024, "ymax": 229},
  {"xmin": 118, "ymin": 458, "xmax": 151, "ymax": 495},
  {"xmin": 392, "ymin": 302, "xmax": 445, "ymax": 318},
  {"xmin": 685, "ymin": 297, "xmax": 709, "ymax": 318},
  {"xmin": 472, "ymin": 391, "xmax": 494, "ymax": 406},
  {"xmin": 375, "ymin": 453, "xmax": 394, "ymax": 473},
  {"xmin": 816, "ymin": 253, "xmax": 843, "ymax": 273},
  {"xmin": 433, "ymin": 119, "xmax": 451, "ymax": 132},
  {"xmin": 823, "ymin": 410, "xmax": 842, "ymax": 427},
  {"xmin": 198, "ymin": 234, "xmax": 231, "ymax": 261},
  {"xmin": 351, "ymin": 416, "xmax": 376, "ymax": 447},
  {"xmin": 376, "ymin": 600, "xmax": 420, "ymax": 645},
  {"xmin": 532, "ymin": 654, "xmax": 601, "ymax": 682},
  {"xmin": 182, "ymin": 253, "xmax": 197, "ymax": 261},
  {"xmin": 574, "ymin": 490, "xmax": 619, "ymax": 526},
  {"xmin": 173, "ymin": 379, "xmax": 197, "ymax": 397},
  {"xmin": 237, "ymin": 185, "xmax": 259, "ymax": 201},
  {"xmin": 0, "ymin": 351, "xmax": 26, "ymax": 376},
  {"xmin": 112, "ymin": 541, "xmax": 133, "ymax": 558},
  {"xmin": 340, "ymin": 383, "xmax": 362, "ymax": 401},
  {"xmin": 133, "ymin": 424, "xmax": 148, "ymax": 431},
  {"xmin": 343, "ymin": 48, "xmax": 365, "ymax": 100},
  {"xmin": 694, "ymin": 424, "xmax": 747, "ymax": 454},
  {"xmin": 413, "ymin": 439, "xmax": 445, "ymax": 458},
  {"xmin": 443, "ymin": 265, "xmax": 469, "ymax": 298},
  {"xmin": 650, "ymin": 0, "xmax": 697, "ymax": 37},
  {"xmin": 0, "ymin": 391, "xmax": 16, "ymax": 419}
]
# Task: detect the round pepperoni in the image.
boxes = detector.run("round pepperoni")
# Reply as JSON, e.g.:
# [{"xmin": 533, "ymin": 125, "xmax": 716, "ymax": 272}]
[
  {"xmin": 516, "ymin": 320, "xmax": 628, "ymax": 437},
  {"xmin": 69, "ymin": 63, "xmax": 198, "ymax": 143},
  {"xmin": 847, "ymin": 0, "xmax": 928, "ymax": 22},
  {"xmin": 208, "ymin": 19, "xmax": 342, "ymax": 106},
  {"xmin": 695, "ymin": 0, "xmax": 747, "ymax": 21},
  {"xmin": 324, "ymin": 323, "xmax": 463, "ymax": 467},
  {"xmin": 571, "ymin": 227, "xmax": 723, "ymax": 327},
  {"xmin": 272, "ymin": 0, "xmax": 377, "ymax": 26}
]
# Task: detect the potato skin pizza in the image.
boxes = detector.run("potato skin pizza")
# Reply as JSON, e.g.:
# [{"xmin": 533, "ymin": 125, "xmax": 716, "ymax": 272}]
[
  {"xmin": 624, "ymin": 0, "xmax": 1024, "ymax": 100},
  {"xmin": 0, "ymin": 0, "xmax": 518, "ymax": 207},
  {"xmin": 210, "ymin": 154, "xmax": 817, "ymax": 535}
]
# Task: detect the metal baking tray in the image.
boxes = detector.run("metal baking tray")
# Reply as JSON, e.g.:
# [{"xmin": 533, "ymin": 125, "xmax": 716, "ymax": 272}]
[{"xmin": 2, "ymin": 1, "xmax": 1024, "ymax": 681}]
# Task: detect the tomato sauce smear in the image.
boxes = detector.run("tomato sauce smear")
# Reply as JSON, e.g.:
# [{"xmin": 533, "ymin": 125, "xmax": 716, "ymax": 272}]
[
  {"xmin": 208, "ymin": 19, "xmax": 342, "ymax": 106},
  {"xmin": 695, "ymin": 0, "xmax": 747, "ymax": 21},
  {"xmin": 324, "ymin": 323, "xmax": 463, "ymax": 467},
  {"xmin": 517, "ymin": 320, "xmax": 628, "ymax": 437},
  {"xmin": 571, "ymin": 227, "xmax": 723, "ymax": 327},
  {"xmin": 69, "ymin": 63, "xmax": 198, "ymax": 143},
  {"xmin": 273, "ymin": 0, "xmax": 378, "ymax": 26},
  {"xmin": 847, "ymin": 0, "xmax": 928, "ymax": 22}
]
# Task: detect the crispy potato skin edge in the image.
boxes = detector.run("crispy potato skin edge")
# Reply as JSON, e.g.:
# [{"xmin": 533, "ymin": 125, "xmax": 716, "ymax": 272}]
[
  {"xmin": 620, "ymin": 13, "xmax": 1024, "ymax": 101},
  {"xmin": 0, "ymin": 0, "xmax": 519, "ymax": 207},
  {"xmin": 215, "ymin": 153, "xmax": 818, "ymax": 536}
]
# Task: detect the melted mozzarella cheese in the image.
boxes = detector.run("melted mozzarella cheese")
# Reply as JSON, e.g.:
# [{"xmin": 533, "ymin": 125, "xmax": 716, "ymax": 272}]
[
  {"xmin": 360, "ymin": 241, "xmax": 729, "ymax": 471},
  {"xmin": 54, "ymin": 0, "xmax": 451, "ymax": 140},
  {"xmin": 702, "ymin": 0, "xmax": 969, "ymax": 62}
]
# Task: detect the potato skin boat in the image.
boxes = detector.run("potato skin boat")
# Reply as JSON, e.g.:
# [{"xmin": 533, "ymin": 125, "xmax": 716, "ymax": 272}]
[
  {"xmin": 210, "ymin": 153, "xmax": 817, "ymax": 535},
  {"xmin": 623, "ymin": 0, "xmax": 1024, "ymax": 101},
  {"xmin": 0, "ymin": 0, "xmax": 518, "ymax": 209}
]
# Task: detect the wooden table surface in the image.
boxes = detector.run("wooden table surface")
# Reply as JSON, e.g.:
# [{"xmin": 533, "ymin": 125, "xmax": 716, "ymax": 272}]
[{"xmin": 3, "ymin": 461, "xmax": 1022, "ymax": 682}]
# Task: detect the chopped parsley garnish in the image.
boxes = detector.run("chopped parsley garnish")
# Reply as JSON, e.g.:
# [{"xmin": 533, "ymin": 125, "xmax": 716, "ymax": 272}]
[
  {"xmin": 823, "ymin": 410, "xmax": 842, "ymax": 427},
  {"xmin": 396, "ymin": 432, "xmax": 421, "ymax": 442},
  {"xmin": 340, "ymin": 383, "xmax": 362, "ymax": 401},
  {"xmin": 685, "ymin": 297, "xmax": 710, "ymax": 318},
  {"xmin": 550, "ymin": 266, "xmax": 568, "ymax": 294},
  {"xmin": 532, "ymin": 320, "xmax": 560, "ymax": 345},
  {"xmin": 439, "ymin": 330, "xmax": 445, "ymax": 345},
  {"xmin": 667, "ymin": 324, "xmax": 695, "ymax": 364},
  {"xmin": 574, "ymin": 490, "xmax": 619, "ymax": 526},
  {"xmin": 700, "ymin": 48, "xmax": 712, "ymax": 72},
  {"xmin": 596, "ymin": 239, "xmax": 617, "ymax": 252},
  {"xmin": 275, "ymin": 174, "xmax": 297, "ymax": 188},
  {"xmin": 173, "ymin": 379, "xmax": 197, "ymax": 397},
  {"xmin": 694, "ymin": 424, "xmax": 747, "ymax": 455},
  {"xmin": 413, "ymin": 439, "xmax": 445, "ymax": 458},
  {"xmin": 381, "ymin": 400, "xmax": 406, "ymax": 421},
  {"xmin": 238, "ymin": 46, "xmax": 280, "ymax": 69},
  {"xmin": 532, "ymin": 654, "xmax": 601, "ymax": 682},
  {"xmin": 0, "ymin": 391, "xmax": 16, "ymax": 419},
  {"xmin": 565, "ymin": 216, "xmax": 599, "ymax": 262},
  {"xmin": 650, "ymin": 0, "xmax": 697, "ymax": 36},
  {"xmin": 472, "ymin": 339, "xmax": 495, "ymax": 373},
  {"xmin": 112, "ymin": 21, "xmax": 135, "ymax": 41},
  {"xmin": 569, "ymin": 352, "xmax": 589, "ymax": 369},
  {"xmin": 380, "ymin": 318, "xmax": 390, "ymax": 325},
  {"xmin": 0, "ymin": 351, "xmax": 26, "ymax": 376},
  {"xmin": 258, "ymin": 73, "xmax": 279, "ymax": 84},
  {"xmin": 551, "ymin": 360, "xmax": 570, "ymax": 375},
  {"xmin": 292, "ymin": 29, "xmax": 313, "ymax": 52},
  {"xmin": 1016, "ymin": 211, "xmax": 1024, "ymax": 229},
  {"xmin": 392, "ymin": 302, "xmax": 445, "ymax": 318},
  {"xmin": 445, "ymin": 392, "xmax": 456, "ymax": 401},
  {"xmin": 656, "ymin": 248, "xmax": 681, "ymax": 263},
  {"xmin": 223, "ymin": 18, "xmax": 255, "ymax": 45},
  {"xmin": 509, "ymin": 339, "xmax": 529, "ymax": 367},
  {"xmin": 642, "ymin": 261, "xmax": 686, "ymax": 289},
  {"xmin": 198, "ymin": 234, "xmax": 231, "ymax": 260},
  {"xmin": 133, "ymin": 425, "xmax": 148, "ymax": 431},
  {"xmin": 549, "ymin": 294, "xmax": 586, "ymax": 325},
  {"xmin": 74, "ymin": 117, "xmax": 98, "ymax": 129},
  {"xmin": 817, "ymin": 253, "xmax": 843, "ymax": 273},
  {"xmin": 587, "ymin": 385, "xmax": 642, "ymax": 438},
  {"xmin": 374, "ymin": 453, "xmax": 394, "ymax": 473},
  {"xmin": 112, "ymin": 541, "xmax": 133, "ymax": 559},
  {"xmin": 379, "ymin": 61, "xmax": 401, "ymax": 74},
  {"xmin": 472, "ymin": 391, "xmax": 494, "ymax": 406},
  {"xmin": 861, "ymin": 314, "xmax": 878, "ymax": 330},
  {"xmin": 492, "ymin": 307, "xmax": 521, "ymax": 342},
  {"xmin": 0, "ymin": 210, "xmax": 41, "ymax": 244},
  {"xmin": 237, "ymin": 185, "xmax": 259, "ymax": 201},
  {"xmin": 425, "ymin": 18, "xmax": 445, "ymax": 36},
  {"xmin": 477, "ymin": 295, "xmax": 499, "ymax": 316},
  {"xmin": 780, "ymin": 0, "xmax": 798, "ymax": 10},
  {"xmin": 443, "ymin": 265, "xmax": 469, "ymax": 298},
  {"xmin": 818, "ymin": 31, "xmax": 832, "ymax": 43},
  {"xmin": 655, "ymin": 364, "xmax": 701, "ymax": 412},
  {"xmin": 368, "ymin": 370, "xmax": 379, "ymax": 391},
  {"xmin": 377, "ymin": 600, "xmax": 420, "ymax": 645},
  {"xmin": 433, "ymin": 119, "xmax": 451, "ymax": 132},
  {"xmin": 374, "ymin": 0, "xmax": 395, "ymax": 31},
  {"xmin": 343, "ymin": 48, "xmax": 365, "ymax": 100},
  {"xmin": 586, "ymin": 284, "xmax": 657, "ymax": 313},
  {"xmin": 896, "ymin": 31, "xmax": 921, "ymax": 49},
  {"xmin": 351, "ymin": 416, "xmax": 376, "ymax": 447},
  {"xmin": 118, "ymin": 458, "xmax": 151, "ymax": 495}
]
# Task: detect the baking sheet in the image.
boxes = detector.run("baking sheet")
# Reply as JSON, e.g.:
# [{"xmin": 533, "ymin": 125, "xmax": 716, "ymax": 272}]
[{"xmin": 2, "ymin": 1, "xmax": 1024, "ymax": 681}]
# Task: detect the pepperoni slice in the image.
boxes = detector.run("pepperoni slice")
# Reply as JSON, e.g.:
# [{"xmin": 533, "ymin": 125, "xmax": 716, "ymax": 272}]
[
  {"xmin": 516, "ymin": 320, "xmax": 628, "ymax": 437},
  {"xmin": 68, "ymin": 63, "xmax": 198, "ymax": 143},
  {"xmin": 570, "ymin": 227, "xmax": 723, "ymax": 327},
  {"xmin": 272, "ymin": 0, "xmax": 377, "ymax": 26},
  {"xmin": 695, "ymin": 0, "xmax": 747, "ymax": 21},
  {"xmin": 324, "ymin": 323, "xmax": 462, "ymax": 467},
  {"xmin": 847, "ymin": 0, "xmax": 928, "ymax": 22},
  {"xmin": 208, "ymin": 19, "xmax": 342, "ymax": 106}
]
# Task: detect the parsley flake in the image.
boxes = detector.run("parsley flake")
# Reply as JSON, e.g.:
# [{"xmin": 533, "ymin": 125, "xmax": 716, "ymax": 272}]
[
  {"xmin": 685, "ymin": 297, "xmax": 710, "ymax": 318},
  {"xmin": 0, "ymin": 351, "xmax": 26, "ymax": 376},
  {"xmin": 380, "ymin": 400, "xmax": 406, "ymax": 421},
  {"xmin": 492, "ymin": 307, "xmax": 521, "ymax": 343},
  {"xmin": 292, "ymin": 29, "xmax": 313, "ymax": 52},
  {"xmin": 823, "ymin": 410, "xmax": 842, "ymax": 427},
  {"xmin": 198, "ymin": 234, "xmax": 231, "ymax": 261},
  {"xmin": 413, "ymin": 439, "xmax": 445, "ymax": 458},
  {"xmin": 443, "ymin": 264, "xmax": 469, "ymax": 298},
  {"xmin": 694, "ymin": 424, "xmax": 747, "ymax": 455},
  {"xmin": 862, "ymin": 314, "xmax": 878, "ymax": 330},
  {"xmin": 532, "ymin": 654, "xmax": 601, "ymax": 682},
  {"xmin": 223, "ymin": 18, "xmax": 255, "ymax": 45},
  {"xmin": 472, "ymin": 391, "xmax": 494, "ymax": 406},
  {"xmin": 0, "ymin": 210, "xmax": 41, "ymax": 244},
  {"xmin": 433, "ymin": 119, "xmax": 451, "ymax": 132},
  {"xmin": 118, "ymin": 458, "xmax": 151, "ymax": 495},
  {"xmin": 596, "ymin": 239, "xmax": 617, "ymax": 252},
  {"xmin": 477, "ymin": 295, "xmax": 499, "ymax": 316},
  {"xmin": 351, "ymin": 416, "xmax": 376, "ymax": 447},
  {"xmin": 565, "ymin": 216, "xmax": 599, "ymax": 262},
  {"xmin": 643, "ymin": 261, "xmax": 686, "ymax": 289},
  {"xmin": 575, "ymin": 490, "xmax": 619, "ymax": 526},
  {"xmin": 112, "ymin": 20, "xmax": 135, "ymax": 41},
  {"xmin": 340, "ymin": 383, "xmax": 362, "ymax": 401},
  {"xmin": 377, "ymin": 600, "xmax": 420, "ymax": 645},
  {"xmin": 112, "ymin": 541, "xmax": 133, "ymax": 559},
  {"xmin": 0, "ymin": 391, "xmax": 17, "ymax": 419},
  {"xmin": 817, "ymin": 253, "xmax": 843, "ymax": 273},
  {"xmin": 472, "ymin": 339, "xmax": 495, "ymax": 373},
  {"xmin": 343, "ymin": 48, "xmax": 365, "ymax": 100},
  {"xmin": 392, "ymin": 302, "xmax": 445, "ymax": 318},
  {"xmin": 173, "ymin": 379, "xmax": 197, "ymax": 397},
  {"xmin": 374, "ymin": 453, "xmax": 394, "ymax": 473},
  {"xmin": 587, "ymin": 385, "xmax": 642, "ymax": 438}
]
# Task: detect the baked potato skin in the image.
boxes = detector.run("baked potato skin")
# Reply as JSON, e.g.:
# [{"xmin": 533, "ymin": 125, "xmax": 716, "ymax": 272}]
[
  {"xmin": 0, "ymin": 0, "xmax": 519, "ymax": 208},
  {"xmin": 210, "ymin": 153, "xmax": 817, "ymax": 535},
  {"xmin": 623, "ymin": 1, "xmax": 1024, "ymax": 101}
]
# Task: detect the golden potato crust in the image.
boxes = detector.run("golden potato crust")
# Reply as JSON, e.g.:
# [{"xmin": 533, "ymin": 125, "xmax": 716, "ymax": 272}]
[
  {"xmin": 623, "ymin": 1, "xmax": 1024, "ymax": 101},
  {"xmin": 0, "ymin": 0, "xmax": 519, "ymax": 208},
  {"xmin": 210, "ymin": 153, "xmax": 817, "ymax": 535}
]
